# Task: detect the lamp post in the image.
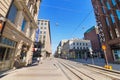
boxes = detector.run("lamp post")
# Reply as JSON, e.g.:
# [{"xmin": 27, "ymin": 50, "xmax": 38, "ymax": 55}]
[{"xmin": 89, "ymin": 47, "xmax": 94, "ymax": 64}]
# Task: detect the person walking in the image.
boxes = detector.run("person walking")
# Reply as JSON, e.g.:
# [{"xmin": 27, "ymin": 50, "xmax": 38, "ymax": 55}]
[
  {"xmin": 40, "ymin": 56, "xmax": 43, "ymax": 64},
  {"xmin": 37, "ymin": 57, "xmax": 40, "ymax": 64}
]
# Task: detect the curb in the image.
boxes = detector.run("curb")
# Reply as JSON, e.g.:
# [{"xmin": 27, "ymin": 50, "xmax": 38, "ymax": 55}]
[{"xmin": 85, "ymin": 64, "xmax": 120, "ymax": 74}]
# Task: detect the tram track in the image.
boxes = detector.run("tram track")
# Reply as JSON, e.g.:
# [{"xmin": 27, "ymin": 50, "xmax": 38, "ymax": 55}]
[
  {"xmin": 57, "ymin": 59, "xmax": 120, "ymax": 80},
  {"xmin": 58, "ymin": 60, "xmax": 96, "ymax": 80}
]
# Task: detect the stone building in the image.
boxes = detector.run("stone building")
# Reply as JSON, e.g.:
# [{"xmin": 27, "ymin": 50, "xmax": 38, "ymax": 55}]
[
  {"xmin": 62, "ymin": 38, "xmax": 91, "ymax": 59},
  {"xmin": 0, "ymin": 0, "xmax": 41, "ymax": 71},
  {"xmin": 38, "ymin": 19, "xmax": 52, "ymax": 58}
]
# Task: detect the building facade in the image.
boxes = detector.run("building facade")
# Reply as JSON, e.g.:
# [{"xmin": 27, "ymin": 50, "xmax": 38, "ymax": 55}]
[
  {"xmin": 84, "ymin": 26, "xmax": 102, "ymax": 58},
  {"xmin": 56, "ymin": 40, "xmax": 68, "ymax": 58},
  {"xmin": 38, "ymin": 19, "xmax": 52, "ymax": 58},
  {"xmin": 91, "ymin": 0, "xmax": 120, "ymax": 62},
  {"xmin": 0, "ymin": 0, "xmax": 41, "ymax": 71},
  {"xmin": 62, "ymin": 38, "xmax": 91, "ymax": 59}
]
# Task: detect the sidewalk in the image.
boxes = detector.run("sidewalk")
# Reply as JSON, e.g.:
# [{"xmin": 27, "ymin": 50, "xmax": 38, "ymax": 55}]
[
  {"xmin": 0, "ymin": 58, "xmax": 68, "ymax": 80},
  {"xmin": 71, "ymin": 58, "xmax": 120, "ymax": 71}
]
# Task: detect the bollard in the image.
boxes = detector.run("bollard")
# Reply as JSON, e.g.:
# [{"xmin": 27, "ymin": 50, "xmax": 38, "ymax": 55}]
[{"xmin": 104, "ymin": 65, "xmax": 112, "ymax": 70}]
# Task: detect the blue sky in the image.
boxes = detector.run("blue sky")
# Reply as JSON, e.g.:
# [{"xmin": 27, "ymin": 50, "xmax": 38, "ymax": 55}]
[{"xmin": 38, "ymin": 0, "xmax": 97, "ymax": 54}]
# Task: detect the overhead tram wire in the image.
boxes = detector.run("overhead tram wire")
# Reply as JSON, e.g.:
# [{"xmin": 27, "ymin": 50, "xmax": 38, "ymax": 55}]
[
  {"xmin": 70, "ymin": 9, "xmax": 93, "ymax": 37},
  {"xmin": 70, "ymin": 0, "xmax": 120, "ymax": 38}
]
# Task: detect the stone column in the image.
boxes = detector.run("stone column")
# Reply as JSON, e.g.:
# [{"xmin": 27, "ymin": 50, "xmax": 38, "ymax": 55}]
[{"xmin": 14, "ymin": 10, "xmax": 24, "ymax": 30}]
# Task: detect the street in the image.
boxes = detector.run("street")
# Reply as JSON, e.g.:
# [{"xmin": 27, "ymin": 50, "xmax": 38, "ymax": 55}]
[{"xmin": 0, "ymin": 58, "xmax": 120, "ymax": 80}]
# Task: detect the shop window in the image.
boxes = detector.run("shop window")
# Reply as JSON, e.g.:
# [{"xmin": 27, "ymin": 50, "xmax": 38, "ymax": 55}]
[
  {"xmin": 21, "ymin": 19, "xmax": 26, "ymax": 31},
  {"xmin": 116, "ymin": 10, "xmax": 120, "ymax": 20},
  {"xmin": 0, "ymin": 47, "xmax": 6, "ymax": 61},
  {"xmin": 8, "ymin": 4, "xmax": 18, "ymax": 23},
  {"xmin": 0, "ymin": 37, "xmax": 16, "ymax": 47},
  {"xmin": 5, "ymin": 48, "xmax": 12, "ymax": 60},
  {"xmin": 114, "ymin": 50, "xmax": 120, "ymax": 61}
]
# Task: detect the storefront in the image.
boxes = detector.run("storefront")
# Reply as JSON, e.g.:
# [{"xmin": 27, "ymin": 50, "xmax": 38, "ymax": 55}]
[
  {"xmin": 113, "ymin": 49, "xmax": 120, "ymax": 62},
  {"xmin": 0, "ymin": 37, "xmax": 17, "ymax": 71},
  {"xmin": 111, "ymin": 44, "xmax": 120, "ymax": 62}
]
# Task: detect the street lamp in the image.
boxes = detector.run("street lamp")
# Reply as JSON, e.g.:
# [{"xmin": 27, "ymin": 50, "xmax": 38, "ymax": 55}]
[{"xmin": 89, "ymin": 47, "xmax": 94, "ymax": 64}]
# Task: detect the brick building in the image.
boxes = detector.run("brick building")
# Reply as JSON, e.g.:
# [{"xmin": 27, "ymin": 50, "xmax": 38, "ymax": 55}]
[
  {"xmin": 84, "ymin": 26, "xmax": 102, "ymax": 58},
  {"xmin": 91, "ymin": 0, "xmax": 120, "ymax": 62}
]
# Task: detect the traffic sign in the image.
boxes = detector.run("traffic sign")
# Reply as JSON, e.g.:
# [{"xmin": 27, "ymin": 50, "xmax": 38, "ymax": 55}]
[{"xmin": 102, "ymin": 45, "xmax": 106, "ymax": 50}]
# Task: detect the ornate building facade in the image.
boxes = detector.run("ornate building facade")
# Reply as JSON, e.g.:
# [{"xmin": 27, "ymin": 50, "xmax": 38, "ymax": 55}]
[{"xmin": 0, "ymin": 0, "xmax": 41, "ymax": 71}]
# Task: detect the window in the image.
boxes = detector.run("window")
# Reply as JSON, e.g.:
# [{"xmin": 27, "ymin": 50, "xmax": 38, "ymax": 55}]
[
  {"xmin": 105, "ymin": 17, "xmax": 110, "ymax": 26},
  {"xmin": 5, "ymin": 48, "xmax": 13, "ymax": 60},
  {"xmin": 86, "ymin": 43, "xmax": 87, "ymax": 46},
  {"xmin": 41, "ymin": 27, "xmax": 43, "ymax": 29},
  {"xmin": 102, "ymin": 7, "xmax": 106, "ymax": 14},
  {"xmin": 80, "ymin": 43, "xmax": 81, "ymax": 45},
  {"xmin": 38, "ymin": 21, "xmax": 40, "ymax": 25},
  {"xmin": 110, "ymin": 14, "xmax": 115, "ymax": 23},
  {"xmin": 40, "ymin": 31, "xmax": 42, "ymax": 34},
  {"xmin": 44, "ymin": 31, "xmax": 46, "ymax": 34},
  {"xmin": 29, "ymin": 27, "xmax": 33, "ymax": 37},
  {"xmin": 8, "ymin": 4, "xmax": 17, "ymax": 23},
  {"xmin": 106, "ymin": 2, "xmax": 111, "ymax": 10},
  {"xmin": 77, "ymin": 47, "xmax": 79, "ymax": 49},
  {"xmin": 80, "ymin": 47, "xmax": 82, "ymax": 50},
  {"xmin": 73, "ymin": 43, "xmax": 75, "ymax": 45},
  {"xmin": 21, "ymin": 19, "xmax": 26, "ymax": 31},
  {"xmin": 0, "ymin": 37, "xmax": 16, "ymax": 47},
  {"xmin": 83, "ymin": 43, "xmax": 84, "ymax": 46},
  {"xmin": 114, "ymin": 49, "xmax": 120, "ymax": 61},
  {"xmin": 0, "ymin": 47, "xmax": 6, "ymax": 61},
  {"xmin": 100, "ymin": 0, "xmax": 103, "ymax": 4},
  {"xmin": 43, "ymin": 35, "xmax": 46, "ymax": 39},
  {"xmin": 45, "ymin": 23, "xmax": 47, "ymax": 25},
  {"xmin": 112, "ymin": 0, "xmax": 116, "ymax": 6},
  {"xmin": 110, "ymin": 31, "xmax": 113, "ymax": 39},
  {"xmin": 116, "ymin": 10, "xmax": 120, "ymax": 20},
  {"xmin": 77, "ymin": 43, "xmax": 79, "ymax": 45},
  {"xmin": 73, "ymin": 47, "xmax": 75, "ymax": 49},
  {"xmin": 44, "ymin": 27, "xmax": 46, "ymax": 29},
  {"xmin": 115, "ymin": 28, "xmax": 120, "ymax": 38},
  {"xmin": 41, "ymin": 23, "xmax": 43, "ymax": 25}
]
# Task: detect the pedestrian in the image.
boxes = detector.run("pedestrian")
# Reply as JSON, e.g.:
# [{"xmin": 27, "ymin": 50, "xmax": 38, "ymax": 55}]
[
  {"xmin": 37, "ymin": 57, "xmax": 40, "ymax": 64},
  {"xmin": 40, "ymin": 56, "xmax": 43, "ymax": 64}
]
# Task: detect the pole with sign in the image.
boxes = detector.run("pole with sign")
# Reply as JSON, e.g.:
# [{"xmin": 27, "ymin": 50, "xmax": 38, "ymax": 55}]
[
  {"xmin": 102, "ymin": 44, "xmax": 112, "ymax": 70},
  {"xmin": 102, "ymin": 44, "xmax": 108, "ymax": 65}
]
